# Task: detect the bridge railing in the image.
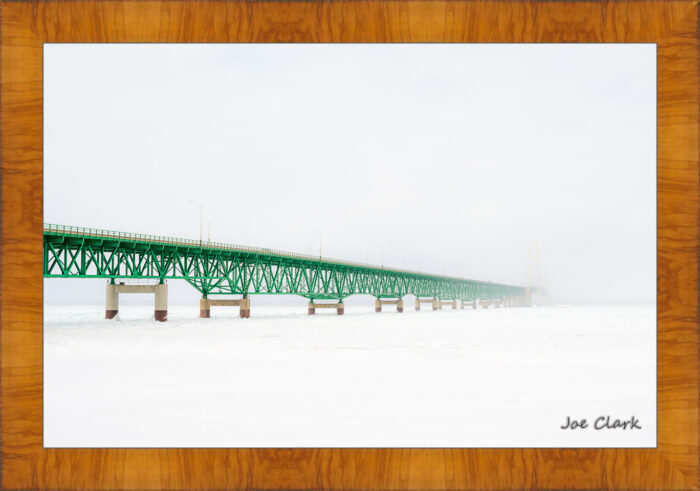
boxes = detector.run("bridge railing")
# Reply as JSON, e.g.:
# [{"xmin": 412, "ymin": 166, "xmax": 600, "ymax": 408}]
[
  {"xmin": 44, "ymin": 223, "xmax": 320, "ymax": 259},
  {"xmin": 43, "ymin": 223, "xmax": 417, "ymax": 277},
  {"xmin": 43, "ymin": 223, "xmax": 522, "ymax": 291}
]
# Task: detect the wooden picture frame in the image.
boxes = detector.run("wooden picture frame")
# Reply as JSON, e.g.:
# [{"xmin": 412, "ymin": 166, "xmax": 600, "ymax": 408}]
[{"xmin": 1, "ymin": 1, "xmax": 697, "ymax": 489}]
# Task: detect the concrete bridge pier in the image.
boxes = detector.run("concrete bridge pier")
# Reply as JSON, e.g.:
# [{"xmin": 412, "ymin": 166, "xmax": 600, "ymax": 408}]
[
  {"xmin": 461, "ymin": 300, "xmax": 476, "ymax": 309},
  {"xmin": 106, "ymin": 284, "xmax": 118, "ymax": 319},
  {"xmin": 240, "ymin": 297, "xmax": 251, "ymax": 318},
  {"xmin": 200, "ymin": 297, "xmax": 250, "ymax": 318},
  {"xmin": 155, "ymin": 284, "xmax": 168, "ymax": 321},
  {"xmin": 435, "ymin": 300, "xmax": 457, "ymax": 310},
  {"xmin": 105, "ymin": 282, "xmax": 168, "ymax": 321},
  {"xmin": 308, "ymin": 301, "xmax": 344, "ymax": 315},
  {"xmin": 375, "ymin": 298, "xmax": 404, "ymax": 313},
  {"xmin": 414, "ymin": 298, "xmax": 434, "ymax": 311}
]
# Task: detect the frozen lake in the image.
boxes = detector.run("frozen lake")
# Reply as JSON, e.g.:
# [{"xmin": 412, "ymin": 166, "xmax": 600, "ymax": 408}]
[{"xmin": 44, "ymin": 303, "xmax": 656, "ymax": 447}]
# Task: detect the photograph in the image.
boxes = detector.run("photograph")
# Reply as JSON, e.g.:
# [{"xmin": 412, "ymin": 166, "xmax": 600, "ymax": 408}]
[{"xmin": 42, "ymin": 43, "xmax": 657, "ymax": 448}]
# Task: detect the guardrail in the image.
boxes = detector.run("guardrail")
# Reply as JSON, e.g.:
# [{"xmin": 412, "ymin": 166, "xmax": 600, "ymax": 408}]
[
  {"xmin": 43, "ymin": 223, "xmax": 455, "ymax": 280},
  {"xmin": 44, "ymin": 223, "xmax": 283, "ymax": 257},
  {"xmin": 43, "ymin": 223, "xmax": 519, "ymax": 288}
]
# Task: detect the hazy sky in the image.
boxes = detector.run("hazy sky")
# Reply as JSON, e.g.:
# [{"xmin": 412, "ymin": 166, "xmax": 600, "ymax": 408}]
[{"xmin": 44, "ymin": 44, "xmax": 655, "ymax": 303}]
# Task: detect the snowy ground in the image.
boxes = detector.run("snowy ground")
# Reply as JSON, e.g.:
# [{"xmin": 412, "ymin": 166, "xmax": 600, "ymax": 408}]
[{"xmin": 44, "ymin": 303, "xmax": 655, "ymax": 447}]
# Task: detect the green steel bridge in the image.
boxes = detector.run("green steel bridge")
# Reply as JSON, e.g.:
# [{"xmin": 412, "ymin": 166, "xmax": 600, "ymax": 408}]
[{"xmin": 43, "ymin": 224, "xmax": 528, "ymax": 319}]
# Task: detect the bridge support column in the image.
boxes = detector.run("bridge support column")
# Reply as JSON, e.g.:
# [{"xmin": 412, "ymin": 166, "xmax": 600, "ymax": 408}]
[
  {"xmin": 308, "ymin": 301, "xmax": 344, "ymax": 315},
  {"xmin": 106, "ymin": 284, "xmax": 118, "ymax": 319},
  {"xmin": 414, "ymin": 297, "xmax": 439, "ymax": 311},
  {"xmin": 105, "ymin": 283, "xmax": 167, "ymax": 321},
  {"xmin": 199, "ymin": 297, "xmax": 249, "ymax": 318},
  {"xmin": 155, "ymin": 284, "xmax": 168, "ymax": 321},
  {"xmin": 375, "ymin": 298, "xmax": 403, "ymax": 313},
  {"xmin": 240, "ymin": 298, "xmax": 250, "ymax": 318},
  {"xmin": 200, "ymin": 298, "xmax": 211, "ymax": 318},
  {"xmin": 434, "ymin": 300, "xmax": 457, "ymax": 310}
]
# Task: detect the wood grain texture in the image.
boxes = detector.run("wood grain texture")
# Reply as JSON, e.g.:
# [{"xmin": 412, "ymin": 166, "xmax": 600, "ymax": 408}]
[{"xmin": 1, "ymin": 1, "xmax": 698, "ymax": 489}]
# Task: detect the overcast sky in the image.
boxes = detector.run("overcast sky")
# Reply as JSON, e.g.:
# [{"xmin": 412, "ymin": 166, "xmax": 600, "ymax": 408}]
[{"xmin": 44, "ymin": 44, "xmax": 655, "ymax": 303}]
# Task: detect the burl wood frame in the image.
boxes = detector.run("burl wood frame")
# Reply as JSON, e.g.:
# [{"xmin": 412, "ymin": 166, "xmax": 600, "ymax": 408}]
[{"xmin": 1, "ymin": 1, "xmax": 698, "ymax": 490}]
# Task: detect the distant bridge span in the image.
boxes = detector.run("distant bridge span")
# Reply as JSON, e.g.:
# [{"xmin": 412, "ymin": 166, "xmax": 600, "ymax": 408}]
[{"xmin": 43, "ymin": 224, "xmax": 529, "ymax": 321}]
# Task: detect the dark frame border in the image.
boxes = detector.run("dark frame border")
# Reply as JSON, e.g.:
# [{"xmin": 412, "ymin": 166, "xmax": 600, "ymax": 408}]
[{"xmin": 1, "ymin": 1, "xmax": 698, "ymax": 489}]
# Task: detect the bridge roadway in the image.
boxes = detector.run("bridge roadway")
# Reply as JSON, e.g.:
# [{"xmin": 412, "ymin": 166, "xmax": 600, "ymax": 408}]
[{"xmin": 43, "ymin": 224, "xmax": 529, "ymax": 321}]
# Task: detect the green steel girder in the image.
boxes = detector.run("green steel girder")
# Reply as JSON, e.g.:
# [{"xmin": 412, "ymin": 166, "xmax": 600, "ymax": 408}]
[{"xmin": 43, "ymin": 225, "xmax": 526, "ymax": 302}]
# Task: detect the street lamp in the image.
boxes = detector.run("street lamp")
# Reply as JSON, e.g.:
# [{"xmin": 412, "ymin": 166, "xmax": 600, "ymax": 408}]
[
  {"xmin": 207, "ymin": 217, "xmax": 222, "ymax": 242},
  {"xmin": 311, "ymin": 229, "xmax": 322, "ymax": 260},
  {"xmin": 188, "ymin": 200, "xmax": 203, "ymax": 246},
  {"xmin": 309, "ymin": 238, "xmax": 320, "ymax": 256}
]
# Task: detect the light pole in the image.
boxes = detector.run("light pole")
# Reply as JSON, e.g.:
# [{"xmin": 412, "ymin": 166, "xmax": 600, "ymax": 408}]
[
  {"xmin": 311, "ymin": 229, "xmax": 322, "ymax": 260},
  {"xmin": 309, "ymin": 238, "xmax": 320, "ymax": 256},
  {"xmin": 207, "ymin": 217, "xmax": 222, "ymax": 242},
  {"xmin": 188, "ymin": 200, "xmax": 203, "ymax": 246}
]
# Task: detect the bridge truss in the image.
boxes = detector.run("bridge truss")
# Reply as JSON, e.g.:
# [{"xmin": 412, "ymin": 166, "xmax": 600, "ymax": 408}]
[{"xmin": 43, "ymin": 224, "xmax": 525, "ymax": 302}]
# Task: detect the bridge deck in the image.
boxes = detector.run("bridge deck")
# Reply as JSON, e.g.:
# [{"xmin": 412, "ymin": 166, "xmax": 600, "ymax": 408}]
[{"xmin": 44, "ymin": 224, "xmax": 525, "ymax": 301}]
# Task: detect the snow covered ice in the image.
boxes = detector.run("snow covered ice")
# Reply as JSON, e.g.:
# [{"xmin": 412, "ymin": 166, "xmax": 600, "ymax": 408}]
[{"xmin": 44, "ymin": 303, "xmax": 655, "ymax": 447}]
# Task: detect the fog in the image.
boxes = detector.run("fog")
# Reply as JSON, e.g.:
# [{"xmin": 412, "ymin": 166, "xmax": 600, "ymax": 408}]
[{"xmin": 44, "ymin": 44, "xmax": 655, "ymax": 304}]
